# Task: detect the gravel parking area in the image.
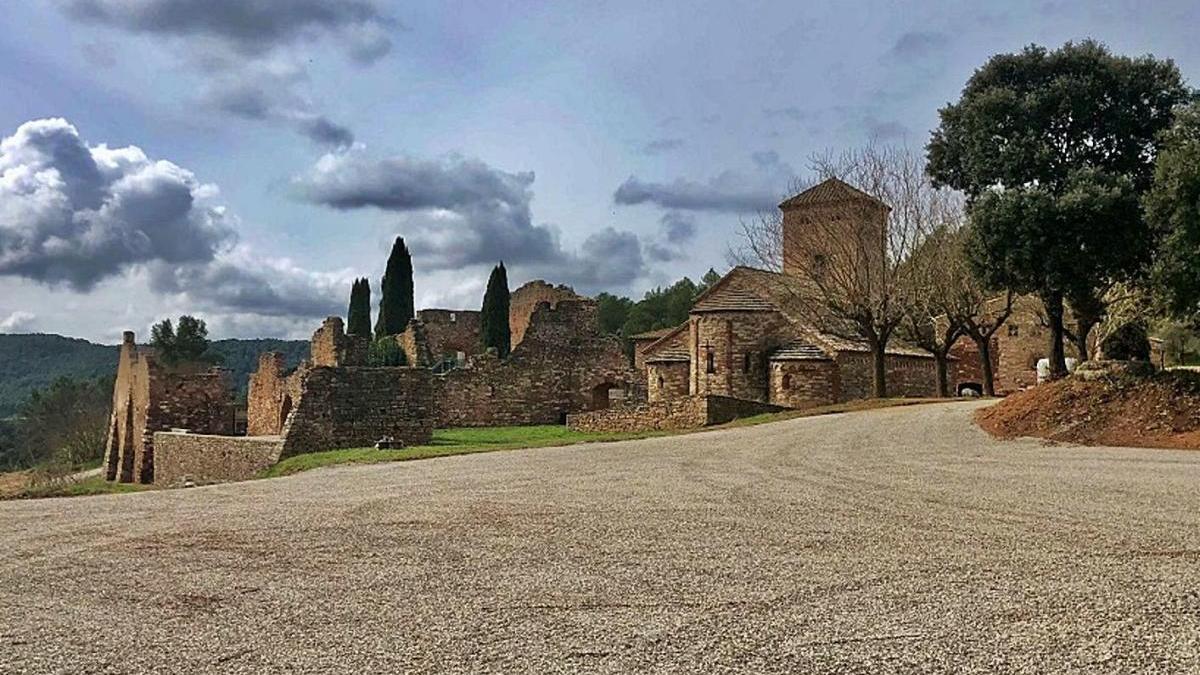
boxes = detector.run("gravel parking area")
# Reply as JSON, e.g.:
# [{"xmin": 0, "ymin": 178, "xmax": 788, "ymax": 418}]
[{"xmin": 2, "ymin": 400, "xmax": 1198, "ymax": 673}]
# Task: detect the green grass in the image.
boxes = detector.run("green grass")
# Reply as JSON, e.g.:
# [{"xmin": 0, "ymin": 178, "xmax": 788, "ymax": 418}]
[
  {"xmin": 260, "ymin": 425, "xmax": 672, "ymax": 478},
  {"xmin": 16, "ymin": 475, "xmax": 154, "ymax": 499}
]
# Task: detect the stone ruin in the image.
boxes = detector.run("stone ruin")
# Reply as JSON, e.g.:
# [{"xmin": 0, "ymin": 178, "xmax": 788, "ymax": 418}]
[{"xmin": 104, "ymin": 280, "xmax": 646, "ymax": 487}]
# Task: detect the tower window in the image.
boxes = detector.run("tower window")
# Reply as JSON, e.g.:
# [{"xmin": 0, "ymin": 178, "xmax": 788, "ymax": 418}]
[
  {"xmin": 706, "ymin": 351, "xmax": 716, "ymax": 374},
  {"xmin": 657, "ymin": 375, "xmax": 665, "ymax": 389},
  {"xmin": 782, "ymin": 374, "xmax": 792, "ymax": 390},
  {"xmin": 743, "ymin": 353, "xmax": 752, "ymax": 373}
]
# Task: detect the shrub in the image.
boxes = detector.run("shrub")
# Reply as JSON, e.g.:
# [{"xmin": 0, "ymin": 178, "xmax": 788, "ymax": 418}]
[
  {"xmin": 368, "ymin": 337, "xmax": 406, "ymax": 366},
  {"xmin": 1101, "ymin": 321, "xmax": 1151, "ymax": 361}
]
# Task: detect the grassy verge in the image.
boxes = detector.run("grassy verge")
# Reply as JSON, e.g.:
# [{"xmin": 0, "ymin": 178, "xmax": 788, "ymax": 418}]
[
  {"xmin": 263, "ymin": 397, "xmax": 956, "ymax": 478},
  {"xmin": 11, "ymin": 475, "xmax": 154, "ymax": 500},
  {"xmin": 261, "ymin": 425, "xmax": 673, "ymax": 478}
]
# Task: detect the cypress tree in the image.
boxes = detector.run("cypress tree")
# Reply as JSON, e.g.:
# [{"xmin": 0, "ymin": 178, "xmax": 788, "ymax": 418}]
[
  {"xmin": 480, "ymin": 262, "xmax": 511, "ymax": 358},
  {"xmin": 347, "ymin": 278, "xmax": 372, "ymax": 336},
  {"xmin": 375, "ymin": 237, "xmax": 415, "ymax": 337}
]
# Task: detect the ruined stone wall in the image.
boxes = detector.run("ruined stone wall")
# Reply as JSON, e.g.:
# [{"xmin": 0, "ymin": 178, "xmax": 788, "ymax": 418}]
[
  {"xmin": 247, "ymin": 352, "xmax": 303, "ymax": 436},
  {"xmin": 647, "ymin": 361, "xmax": 689, "ymax": 403},
  {"xmin": 280, "ymin": 366, "xmax": 434, "ymax": 457},
  {"xmin": 397, "ymin": 318, "xmax": 433, "ymax": 367},
  {"xmin": 154, "ymin": 433, "xmax": 284, "ymax": 486},
  {"xmin": 435, "ymin": 299, "xmax": 644, "ymax": 427},
  {"xmin": 566, "ymin": 395, "xmax": 786, "ymax": 433},
  {"xmin": 103, "ymin": 332, "xmax": 234, "ymax": 484},
  {"xmin": 689, "ymin": 311, "xmax": 793, "ymax": 402},
  {"xmin": 509, "ymin": 280, "xmax": 580, "ymax": 347},
  {"xmin": 835, "ymin": 352, "xmax": 938, "ymax": 401},
  {"xmin": 769, "ymin": 359, "xmax": 836, "ymax": 409},
  {"xmin": 417, "ymin": 309, "xmax": 481, "ymax": 360},
  {"xmin": 311, "ymin": 316, "xmax": 368, "ymax": 367}
]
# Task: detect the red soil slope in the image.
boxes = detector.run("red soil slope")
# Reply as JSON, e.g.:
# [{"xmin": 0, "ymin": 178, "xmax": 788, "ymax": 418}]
[{"xmin": 976, "ymin": 371, "xmax": 1200, "ymax": 450}]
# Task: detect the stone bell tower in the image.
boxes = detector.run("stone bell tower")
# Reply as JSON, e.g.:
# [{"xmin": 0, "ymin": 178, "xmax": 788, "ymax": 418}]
[{"xmin": 779, "ymin": 177, "xmax": 890, "ymax": 280}]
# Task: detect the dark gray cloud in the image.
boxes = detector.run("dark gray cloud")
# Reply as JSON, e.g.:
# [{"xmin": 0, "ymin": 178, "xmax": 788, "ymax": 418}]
[
  {"xmin": 0, "ymin": 118, "xmax": 233, "ymax": 290},
  {"xmin": 886, "ymin": 31, "xmax": 949, "ymax": 61},
  {"xmin": 645, "ymin": 212, "xmax": 696, "ymax": 262},
  {"xmin": 292, "ymin": 149, "xmax": 563, "ymax": 268},
  {"xmin": 63, "ymin": 0, "xmax": 395, "ymax": 61},
  {"xmin": 556, "ymin": 228, "xmax": 646, "ymax": 289},
  {"xmin": 642, "ymin": 138, "xmax": 684, "ymax": 155},
  {"xmin": 148, "ymin": 251, "xmax": 346, "ymax": 319},
  {"xmin": 613, "ymin": 151, "xmax": 793, "ymax": 213},
  {"xmin": 60, "ymin": 0, "xmax": 390, "ymax": 146}
]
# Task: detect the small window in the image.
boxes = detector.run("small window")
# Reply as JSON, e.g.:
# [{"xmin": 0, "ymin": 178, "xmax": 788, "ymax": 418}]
[
  {"xmin": 1008, "ymin": 324, "xmax": 1020, "ymax": 337},
  {"xmin": 657, "ymin": 375, "xmax": 665, "ymax": 389},
  {"xmin": 706, "ymin": 351, "xmax": 716, "ymax": 374},
  {"xmin": 782, "ymin": 374, "xmax": 792, "ymax": 390},
  {"xmin": 743, "ymin": 353, "xmax": 752, "ymax": 373}
]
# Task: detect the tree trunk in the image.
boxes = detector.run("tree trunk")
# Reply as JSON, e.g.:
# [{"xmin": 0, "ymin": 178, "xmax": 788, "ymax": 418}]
[
  {"xmin": 871, "ymin": 344, "xmax": 888, "ymax": 398},
  {"xmin": 1074, "ymin": 319, "xmax": 1096, "ymax": 362},
  {"xmin": 977, "ymin": 335, "xmax": 996, "ymax": 397},
  {"xmin": 934, "ymin": 352, "xmax": 950, "ymax": 398},
  {"xmin": 1043, "ymin": 292, "xmax": 1068, "ymax": 379}
]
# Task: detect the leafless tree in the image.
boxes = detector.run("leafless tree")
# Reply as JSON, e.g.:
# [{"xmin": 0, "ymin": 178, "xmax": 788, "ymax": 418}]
[
  {"xmin": 733, "ymin": 143, "xmax": 952, "ymax": 397},
  {"xmin": 956, "ymin": 289, "xmax": 1013, "ymax": 396}
]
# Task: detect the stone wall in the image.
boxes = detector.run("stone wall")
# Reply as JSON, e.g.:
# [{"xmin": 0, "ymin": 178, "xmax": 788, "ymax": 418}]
[
  {"xmin": 769, "ymin": 359, "xmax": 836, "ymax": 409},
  {"xmin": 246, "ymin": 352, "xmax": 302, "ymax": 436},
  {"xmin": 835, "ymin": 352, "xmax": 938, "ymax": 400},
  {"xmin": 397, "ymin": 318, "xmax": 433, "ymax": 367},
  {"xmin": 310, "ymin": 316, "xmax": 368, "ymax": 367},
  {"xmin": 435, "ymin": 298, "xmax": 644, "ymax": 427},
  {"xmin": 154, "ymin": 432, "xmax": 284, "ymax": 486},
  {"xmin": 689, "ymin": 311, "xmax": 793, "ymax": 402},
  {"xmin": 647, "ymin": 361, "xmax": 689, "ymax": 403},
  {"xmin": 103, "ymin": 332, "xmax": 235, "ymax": 484},
  {"xmin": 417, "ymin": 309, "xmax": 481, "ymax": 361},
  {"xmin": 280, "ymin": 366, "xmax": 434, "ymax": 458},
  {"xmin": 509, "ymin": 280, "xmax": 580, "ymax": 347},
  {"xmin": 566, "ymin": 395, "xmax": 786, "ymax": 433}
]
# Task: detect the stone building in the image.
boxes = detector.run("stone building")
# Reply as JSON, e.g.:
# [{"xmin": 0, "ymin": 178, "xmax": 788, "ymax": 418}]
[{"xmin": 102, "ymin": 331, "xmax": 236, "ymax": 484}]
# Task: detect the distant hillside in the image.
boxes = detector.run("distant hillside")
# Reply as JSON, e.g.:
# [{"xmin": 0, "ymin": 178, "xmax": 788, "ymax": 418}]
[{"xmin": 0, "ymin": 334, "xmax": 308, "ymax": 417}]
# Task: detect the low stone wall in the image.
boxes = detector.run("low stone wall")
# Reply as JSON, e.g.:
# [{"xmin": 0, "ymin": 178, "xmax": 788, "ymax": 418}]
[
  {"xmin": 280, "ymin": 366, "xmax": 434, "ymax": 458},
  {"xmin": 153, "ymin": 432, "xmax": 283, "ymax": 486},
  {"xmin": 566, "ymin": 395, "xmax": 786, "ymax": 433}
]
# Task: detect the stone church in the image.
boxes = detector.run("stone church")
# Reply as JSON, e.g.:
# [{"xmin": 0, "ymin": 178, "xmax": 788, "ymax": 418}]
[{"xmin": 638, "ymin": 178, "xmax": 939, "ymax": 410}]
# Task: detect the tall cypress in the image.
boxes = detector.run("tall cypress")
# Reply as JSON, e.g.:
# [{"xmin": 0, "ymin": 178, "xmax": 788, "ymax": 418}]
[
  {"xmin": 375, "ymin": 236, "xmax": 415, "ymax": 337},
  {"xmin": 347, "ymin": 278, "xmax": 372, "ymax": 336},
  {"xmin": 480, "ymin": 262, "xmax": 511, "ymax": 358}
]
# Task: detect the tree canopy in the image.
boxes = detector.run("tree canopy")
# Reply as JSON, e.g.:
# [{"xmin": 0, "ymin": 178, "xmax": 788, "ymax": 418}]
[
  {"xmin": 1147, "ymin": 102, "xmax": 1200, "ymax": 321},
  {"xmin": 928, "ymin": 40, "xmax": 1192, "ymax": 375},
  {"xmin": 347, "ymin": 277, "xmax": 372, "ymax": 337},
  {"xmin": 480, "ymin": 263, "xmax": 512, "ymax": 358},
  {"xmin": 150, "ymin": 315, "xmax": 216, "ymax": 366}
]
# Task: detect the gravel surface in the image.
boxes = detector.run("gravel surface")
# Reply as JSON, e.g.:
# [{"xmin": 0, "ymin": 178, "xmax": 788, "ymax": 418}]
[{"xmin": 2, "ymin": 400, "xmax": 1198, "ymax": 673}]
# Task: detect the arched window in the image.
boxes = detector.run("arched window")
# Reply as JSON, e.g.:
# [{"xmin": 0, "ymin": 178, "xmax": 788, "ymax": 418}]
[
  {"xmin": 706, "ymin": 350, "xmax": 716, "ymax": 374},
  {"xmin": 781, "ymin": 374, "xmax": 792, "ymax": 390},
  {"xmin": 657, "ymin": 375, "xmax": 665, "ymax": 389}
]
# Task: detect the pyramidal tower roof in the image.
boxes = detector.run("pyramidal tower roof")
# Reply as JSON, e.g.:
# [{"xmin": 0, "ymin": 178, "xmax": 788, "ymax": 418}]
[{"xmin": 778, "ymin": 177, "xmax": 889, "ymax": 210}]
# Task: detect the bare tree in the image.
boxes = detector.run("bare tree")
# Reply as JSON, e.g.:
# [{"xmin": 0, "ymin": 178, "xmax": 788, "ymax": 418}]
[
  {"xmin": 733, "ymin": 143, "xmax": 949, "ymax": 398},
  {"xmin": 955, "ymin": 290, "xmax": 1013, "ymax": 396}
]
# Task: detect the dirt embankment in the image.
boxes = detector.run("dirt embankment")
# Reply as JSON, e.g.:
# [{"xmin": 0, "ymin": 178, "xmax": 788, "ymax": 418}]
[{"xmin": 977, "ymin": 370, "xmax": 1200, "ymax": 449}]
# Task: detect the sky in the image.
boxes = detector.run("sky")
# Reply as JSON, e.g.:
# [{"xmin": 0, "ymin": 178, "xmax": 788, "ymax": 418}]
[{"xmin": 0, "ymin": 1, "xmax": 1198, "ymax": 343}]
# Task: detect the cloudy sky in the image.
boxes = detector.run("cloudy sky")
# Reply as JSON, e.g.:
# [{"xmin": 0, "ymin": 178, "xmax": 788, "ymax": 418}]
[{"xmin": 1, "ymin": 1, "xmax": 1198, "ymax": 342}]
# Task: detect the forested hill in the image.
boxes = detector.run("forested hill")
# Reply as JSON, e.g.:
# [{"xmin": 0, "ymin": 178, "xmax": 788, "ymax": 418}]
[{"xmin": 0, "ymin": 334, "xmax": 308, "ymax": 418}]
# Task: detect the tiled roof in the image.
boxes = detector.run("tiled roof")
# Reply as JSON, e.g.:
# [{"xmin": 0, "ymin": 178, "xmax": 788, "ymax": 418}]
[
  {"xmin": 690, "ymin": 288, "xmax": 776, "ymax": 312},
  {"xmin": 779, "ymin": 177, "xmax": 888, "ymax": 210},
  {"xmin": 646, "ymin": 348, "xmax": 689, "ymax": 363},
  {"xmin": 769, "ymin": 340, "xmax": 830, "ymax": 361}
]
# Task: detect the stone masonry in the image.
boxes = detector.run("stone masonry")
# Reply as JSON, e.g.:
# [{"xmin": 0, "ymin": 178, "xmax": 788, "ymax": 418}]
[
  {"xmin": 566, "ymin": 394, "xmax": 785, "ymax": 433},
  {"xmin": 508, "ymin": 280, "xmax": 581, "ymax": 347},
  {"xmin": 153, "ymin": 433, "xmax": 284, "ymax": 486},
  {"xmin": 103, "ymin": 331, "xmax": 235, "ymax": 484}
]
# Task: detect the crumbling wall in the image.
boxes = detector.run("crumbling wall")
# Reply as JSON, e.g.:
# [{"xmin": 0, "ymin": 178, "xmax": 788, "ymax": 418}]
[
  {"xmin": 247, "ymin": 352, "xmax": 303, "ymax": 436},
  {"xmin": 154, "ymin": 433, "xmax": 284, "ymax": 486},
  {"xmin": 436, "ymin": 299, "xmax": 644, "ymax": 427},
  {"xmin": 397, "ymin": 318, "xmax": 433, "ymax": 367},
  {"xmin": 311, "ymin": 317, "xmax": 368, "ymax": 367},
  {"xmin": 509, "ymin": 280, "xmax": 581, "ymax": 347},
  {"xmin": 103, "ymin": 331, "xmax": 234, "ymax": 484},
  {"xmin": 417, "ymin": 309, "xmax": 481, "ymax": 360},
  {"xmin": 280, "ymin": 367, "xmax": 434, "ymax": 457}
]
